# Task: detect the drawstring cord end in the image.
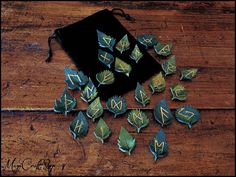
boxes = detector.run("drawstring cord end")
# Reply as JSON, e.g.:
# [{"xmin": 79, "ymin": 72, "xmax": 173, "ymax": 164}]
[{"xmin": 45, "ymin": 33, "xmax": 57, "ymax": 63}]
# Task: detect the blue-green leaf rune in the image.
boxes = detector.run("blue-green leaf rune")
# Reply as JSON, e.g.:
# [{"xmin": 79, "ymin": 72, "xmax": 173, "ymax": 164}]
[
  {"xmin": 97, "ymin": 30, "xmax": 116, "ymax": 51},
  {"xmin": 115, "ymin": 34, "xmax": 130, "ymax": 54},
  {"xmin": 80, "ymin": 78, "xmax": 98, "ymax": 103},
  {"xmin": 69, "ymin": 111, "xmax": 89, "ymax": 139},
  {"xmin": 127, "ymin": 110, "xmax": 149, "ymax": 133},
  {"xmin": 96, "ymin": 70, "xmax": 115, "ymax": 87},
  {"xmin": 161, "ymin": 55, "xmax": 176, "ymax": 76},
  {"xmin": 170, "ymin": 83, "xmax": 187, "ymax": 101},
  {"xmin": 98, "ymin": 49, "xmax": 114, "ymax": 68},
  {"xmin": 86, "ymin": 97, "xmax": 103, "ymax": 122},
  {"xmin": 106, "ymin": 95, "xmax": 127, "ymax": 118},
  {"xmin": 94, "ymin": 118, "xmax": 112, "ymax": 144},
  {"xmin": 115, "ymin": 57, "xmax": 132, "ymax": 77},
  {"xmin": 149, "ymin": 72, "xmax": 166, "ymax": 94},
  {"xmin": 180, "ymin": 68, "xmax": 198, "ymax": 81},
  {"xmin": 117, "ymin": 127, "xmax": 136, "ymax": 155},
  {"xmin": 149, "ymin": 128, "xmax": 168, "ymax": 161},
  {"xmin": 129, "ymin": 44, "xmax": 143, "ymax": 63},
  {"xmin": 135, "ymin": 82, "xmax": 150, "ymax": 107},
  {"xmin": 175, "ymin": 105, "xmax": 200, "ymax": 128},
  {"xmin": 154, "ymin": 43, "xmax": 173, "ymax": 57},
  {"xmin": 137, "ymin": 34, "xmax": 158, "ymax": 49},
  {"xmin": 54, "ymin": 88, "xmax": 76, "ymax": 116},
  {"xmin": 153, "ymin": 99, "xmax": 173, "ymax": 127},
  {"xmin": 64, "ymin": 67, "xmax": 88, "ymax": 90}
]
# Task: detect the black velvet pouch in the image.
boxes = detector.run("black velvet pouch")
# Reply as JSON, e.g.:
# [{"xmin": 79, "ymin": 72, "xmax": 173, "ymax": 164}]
[{"xmin": 46, "ymin": 8, "xmax": 162, "ymax": 100}]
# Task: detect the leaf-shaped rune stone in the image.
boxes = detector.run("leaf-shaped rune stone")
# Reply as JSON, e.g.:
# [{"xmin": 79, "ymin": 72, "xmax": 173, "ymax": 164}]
[
  {"xmin": 175, "ymin": 105, "xmax": 200, "ymax": 129},
  {"xmin": 137, "ymin": 34, "xmax": 158, "ymax": 49},
  {"xmin": 127, "ymin": 110, "xmax": 149, "ymax": 133},
  {"xmin": 149, "ymin": 72, "xmax": 166, "ymax": 94},
  {"xmin": 153, "ymin": 99, "xmax": 173, "ymax": 127},
  {"xmin": 135, "ymin": 82, "xmax": 150, "ymax": 107},
  {"xmin": 54, "ymin": 88, "xmax": 77, "ymax": 116},
  {"xmin": 180, "ymin": 68, "xmax": 198, "ymax": 81},
  {"xmin": 64, "ymin": 67, "xmax": 88, "ymax": 90},
  {"xmin": 170, "ymin": 83, "xmax": 187, "ymax": 101},
  {"xmin": 80, "ymin": 78, "xmax": 98, "ymax": 103},
  {"xmin": 69, "ymin": 111, "xmax": 89, "ymax": 139},
  {"xmin": 161, "ymin": 55, "xmax": 176, "ymax": 76},
  {"xmin": 154, "ymin": 43, "xmax": 173, "ymax": 57},
  {"xmin": 96, "ymin": 70, "xmax": 115, "ymax": 87},
  {"xmin": 106, "ymin": 95, "xmax": 127, "ymax": 118},
  {"xmin": 86, "ymin": 97, "xmax": 103, "ymax": 122},
  {"xmin": 129, "ymin": 44, "xmax": 143, "ymax": 63},
  {"xmin": 115, "ymin": 34, "xmax": 130, "ymax": 54},
  {"xmin": 97, "ymin": 30, "xmax": 116, "ymax": 51},
  {"xmin": 115, "ymin": 57, "xmax": 132, "ymax": 77},
  {"xmin": 117, "ymin": 127, "xmax": 136, "ymax": 155},
  {"xmin": 94, "ymin": 118, "xmax": 112, "ymax": 144},
  {"xmin": 98, "ymin": 49, "xmax": 114, "ymax": 68},
  {"xmin": 149, "ymin": 128, "xmax": 168, "ymax": 161}
]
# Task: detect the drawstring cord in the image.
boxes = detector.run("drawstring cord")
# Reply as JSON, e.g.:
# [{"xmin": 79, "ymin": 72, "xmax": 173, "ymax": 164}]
[
  {"xmin": 111, "ymin": 8, "xmax": 135, "ymax": 22},
  {"xmin": 45, "ymin": 32, "xmax": 57, "ymax": 63}
]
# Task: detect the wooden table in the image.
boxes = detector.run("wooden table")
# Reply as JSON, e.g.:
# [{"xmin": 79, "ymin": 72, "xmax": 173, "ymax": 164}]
[{"xmin": 1, "ymin": 1, "xmax": 235, "ymax": 176}]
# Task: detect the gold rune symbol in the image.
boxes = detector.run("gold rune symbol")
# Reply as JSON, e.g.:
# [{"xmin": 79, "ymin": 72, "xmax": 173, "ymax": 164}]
[
  {"xmin": 64, "ymin": 94, "xmax": 74, "ymax": 111},
  {"xmin": 68, "ymin": 74, "xmax": 82, "ymax": 85},
  {"xmin": 86, "ymin": 85, "xmax": 94, "ymax": 99},
  {"xmin": 142, "ymin": 37, "xmax": 152, "ymax": 44},
  {"xmin": 103, "ymin": 36, "xmax": 111, "ymax": 46},
  {"xmin": 100, "ymin": 127, "xmax": 104, "ymax": 137},
  {"xmin": 74, "ymin": 120, "xmax": 84, "ymax": 134},
  {"xmin": 159, "ymin": 45, "xmax": 170, "ymax": 54},
  {"xmin": 91, "ymin": 100, "xmax": 100, "ymax": 117},
  {"xmin": 100, "ymin": 53, "xmax": 110, "ymax": 61},
  {"xmin": 154, "ymin": 139, "xmax": 164, "ymax": 153},
  {"xmin": 178, "ymin": 107, "xmax": 194, "ymax": 120},
  {"xmin": 111, "ymin": 99, "xmax": 122, "ymax": 110},
  {"xmin": 184, "ymin": 70, "xmax": 195, "ymax": 78},
  {"xmin": 160, "ymin": 107, "xmax": 169, "ymax": 123},
  {"xmin": 133, "ymin": 112, "xmax": 144, "ymax": 124},
  {"xmin": 167, "ymin": 63, "xmax": 176, "ymax": 72},
  {"xmin": 139, "ymin": 90, "xmax": 147, "ymax": 103}
]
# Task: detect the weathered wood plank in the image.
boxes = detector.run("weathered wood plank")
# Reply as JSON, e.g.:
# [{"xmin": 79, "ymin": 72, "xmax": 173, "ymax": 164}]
[
  {"xmin": 1, "ymin": 2, "xmax": 235, "ymax": 110},
  {"xmin": 1, "ymin": 110, "xmax": 235, "ymax": 176}
]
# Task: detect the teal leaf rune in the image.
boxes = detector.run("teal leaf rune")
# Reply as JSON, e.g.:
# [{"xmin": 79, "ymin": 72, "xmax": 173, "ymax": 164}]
[
  {"xmin": 54, "ymin": 88, "xmax": 77, "ymax": 116},
  {"xmin": 98, "ymin": 49, "xmax": 114, "ymax": 68},
  {"xmin": 149, "ymin": 72, "xmax": 166, "ymax": 94},
  {"xmin": 137, "ymin": 34, "xmax": 158, "ymax": 49},
  {"xmin": 94, "ymin": 118, "xmax": 112, "ymax": 144},
  {"xmin": 96, "ymin": 70, "xmax": 115, "ymax": 87},
  {"xmin": 135, "ymin": 82, "xmax": 150, "ymax": 107},
  {"xmin": 69, "ymin": 111, "xmax": 89, "ymax": 139},
  {"xmin": 80, "ymin": 78, "xmax": 98, "ymax": 103},
  {"xmin": 129, "ymin": 44, "xmax": 143, "ymax": 63},
  {"xmin": 170, "ymin": 83, "xmax": 187, "ymax": 101},
  {"xmin": 106, "ymin": 95, "xmax": 127, "ymax": 118},
  {"xmin": 117, "ymin": 127, "xmax": 136, "ymax": 155},
  {"xmin": 115, "ymin": 57, "xmax": 132, "ymax": 77},
  {"xmin": 153, "ymin": 99, "xmax": 173, "ymax": 127},
  {"xmin": 116, "ymin": 34, "xmax": 130, "ymax": 54},
  {"xmin": 86, "ymin": 97, "xmax": 103, "ymax": 122},
  {"xmin": 180, "ymin": 68, "xmax": 198, "ymax": 81},
  {"xmin": 64, "ymin": 67, "xmax": 88, "ymax": 90},
  {"xmin": 161, "ymin": 55, "xmax": 176, "ymax": 76},
  {"xmin": 127, "ymin": 109, "xmax": 149, "ymax": 133},
  {"xmin": 149, "ymin": 128, "xmax": 168, "ymax": 161},
  {"xmin": 97, "ymin": 30, "xmax": 116, "ymax": 51},
  {"xmin": 154, "ymin": 43, "xmax": 173, "ymax": 57},
  {"xmin": 175, "ymin": 105, "xmax": 200, "ymax": 128}
]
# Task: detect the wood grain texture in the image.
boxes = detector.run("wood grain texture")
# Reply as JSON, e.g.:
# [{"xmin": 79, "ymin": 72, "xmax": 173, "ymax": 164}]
[
  {"xmin": 1, "ymin": 110, "xmax": 235, "ymax": 176},
  {"xmin": 1, "ymin": 1, "xmax": 235, "ymax": 176},
  {"xmin": 1, "ymin": 1, "xmax": 235, "ymax": 110}
]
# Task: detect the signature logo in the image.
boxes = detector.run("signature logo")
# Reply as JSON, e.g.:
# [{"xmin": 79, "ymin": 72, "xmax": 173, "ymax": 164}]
[{"xmin": 1, "ymin": 158, "xmax": 66, "ymax": 175}]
